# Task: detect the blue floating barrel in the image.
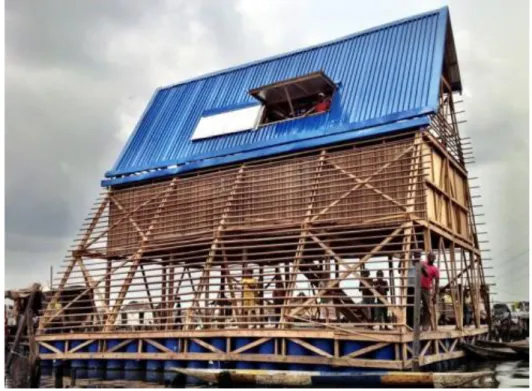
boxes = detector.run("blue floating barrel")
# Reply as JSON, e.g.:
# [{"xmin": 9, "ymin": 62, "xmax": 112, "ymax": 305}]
[
  {"xmin": 187, "ymin": 340, "xmax": 207, "ymax": 369},
  {"xmin": 340, "ymin": 341, "xmax": 369, "ymax": 373},
  {"xmin": 145, "ymin": 340, "xmax": 163, "ymax": 371},
  {"xmin": 105, "ymin": 369, "xmax": 123, "ymax": 381},
  {"xmin": 52, "ymin": 341, "xmax": 66, "ymax": 368},
  {"xmin": 258, "ymin": 339, "xmax": 276, "ymax": 370},
  {"xmin": 187, "ymin": 340, "xmax": 208, "ymax": 385},
  {"xmin": 87, "ymin": 368, "xmax": 105, "ymax": 380},
  {"xmin": 286, "ymin": 339, "xmax": 336, "ymax": 372},
  {"xmin": 286, "ymin": 340, "xmax": 309, "ymax": 371},
  {"xmin": 313, "ymin": 339, "xmax": 334, "ymax": 372},
  {"xmin": 106, "ymin": 340, "xmax": 123, "ymax": 370},
  {"xmin": 163, "ymin": 371, "xmax": 177, "ymax": 385},
  {"xmin": 444, "ymin": 338, "xmax": 451, "ymax": 351},
  {"xmin": 74, "ymin": 368, "xmax": 88, "ymax": 379},
  {"xmin": 88, "ymin": 341, "xmax": 104, "ymax": 369},
  {"xmin": 70, "ymin": 340, "xmax": 86, "ymax": 369},
  {"xmin": 125, "ymin": 340, "xmax": 142, "ymax": 371},
  {"xmin": 124, "ymin": 370, "xmax": 143, "ymax": 381},
  {"xmin": 39, "ymin": 344, "xmax": 52, "ymax": 368},
  {"xmin": 146, "ymin": 370, "xmax": 164, "ymax": 384},
  {"xmin": 163, "ymin": 338, "xmax": 180, "ymax": 372},
  {"xmin": 208, "ymin": 338, "xmax": 227, "ymax": 369},
  {"xmin": 372, "ymin": 344, "xmax": 394, "ymax": 361},
  {"xmin": 233, "ymin": 337, "xmax": 256, "ymax": 370}
]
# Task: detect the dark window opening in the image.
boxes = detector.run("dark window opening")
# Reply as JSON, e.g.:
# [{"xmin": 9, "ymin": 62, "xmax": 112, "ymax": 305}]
[{"xmin": 249, "ymin": 71, "xmax": 336, "ymax": 126}]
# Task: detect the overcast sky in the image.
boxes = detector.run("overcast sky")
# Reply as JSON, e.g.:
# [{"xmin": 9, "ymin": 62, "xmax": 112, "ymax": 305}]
[{"xmin": 5, "ymin": 0, "xmax": 529, "ymax": 303}]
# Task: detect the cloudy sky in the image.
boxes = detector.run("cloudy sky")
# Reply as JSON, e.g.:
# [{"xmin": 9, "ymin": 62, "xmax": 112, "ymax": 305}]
[{"xmin": 5, "ymin": 0, "xmax": 529, "ymax": 303}]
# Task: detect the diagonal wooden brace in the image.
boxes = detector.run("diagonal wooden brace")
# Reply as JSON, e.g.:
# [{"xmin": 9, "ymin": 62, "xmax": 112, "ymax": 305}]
[
  {"xmin": 288, "ymin": 223, "xmax": 409, "ymax": 321},
  {"xmin": 310, "ymin": 145, "xmax": 415, "ymax": 223}
]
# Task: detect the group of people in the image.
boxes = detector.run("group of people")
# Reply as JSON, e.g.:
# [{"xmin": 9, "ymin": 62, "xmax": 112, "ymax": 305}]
[
  {"xmin": 239, "ymin": 255, "xmax": 442, "ymax": 330},
  {"xmin": 359, "ymin": 251, "xmax": 440, "ymax": 331},
  {"xmin": 359, "ymin": 269, "xmax": 391, "ymax": 330}
]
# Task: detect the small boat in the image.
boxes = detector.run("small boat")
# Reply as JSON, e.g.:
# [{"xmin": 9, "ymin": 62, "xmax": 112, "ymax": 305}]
[
  {"xmin": 462, "ymin": 343, "xmax": 518, "ymax": 360},
  {"xmin": 476, "ymin": 339, "xmax": 508, "ymax": 348},
  {"xmin": 171, "ymin": 368, "xmax": 493, "ymax": 388},
  {"xmin": 476, "ymin": 339, "xmax": 529, "ymax": 356},
  {"xmin": 507, "ymin": 340, "xmax": 529, "ymax": 356}
]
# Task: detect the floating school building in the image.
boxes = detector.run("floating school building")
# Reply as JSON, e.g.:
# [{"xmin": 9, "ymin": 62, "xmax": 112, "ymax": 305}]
[{"xmin": 37, "ymin": 7, "xmax": 489, "ymax": 373}]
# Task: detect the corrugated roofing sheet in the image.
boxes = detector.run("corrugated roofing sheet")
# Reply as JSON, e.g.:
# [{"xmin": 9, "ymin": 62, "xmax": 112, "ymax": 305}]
[{"xmin": 104, "ymin": 7, "xmax": 457, "ymax": 187}]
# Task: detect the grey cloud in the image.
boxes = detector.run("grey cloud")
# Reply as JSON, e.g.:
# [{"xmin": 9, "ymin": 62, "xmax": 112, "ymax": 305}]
[{"xmin": 5, "ymin": 0, "xmax": 267, "ymax": 289}]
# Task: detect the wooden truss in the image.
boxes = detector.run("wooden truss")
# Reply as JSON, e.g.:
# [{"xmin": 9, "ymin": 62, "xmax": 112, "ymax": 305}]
[
  {"xmin": 36, "ymin": 77, "xmax": 489, "ymax": 372},
  {"xmin": 38, "ymin": 127, "xmax": 487, "ymax": 337}
]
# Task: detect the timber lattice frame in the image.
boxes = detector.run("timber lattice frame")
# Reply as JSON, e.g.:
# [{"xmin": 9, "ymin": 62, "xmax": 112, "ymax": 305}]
[{"xmin": 37, "ymin": 80, "xmax": 488, "ymax": 369}]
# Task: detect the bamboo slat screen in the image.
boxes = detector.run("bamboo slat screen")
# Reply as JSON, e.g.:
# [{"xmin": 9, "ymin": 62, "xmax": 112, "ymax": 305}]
[{"xmin": 107, "ymin": 137, "xmax": 425, "ymax": 255}]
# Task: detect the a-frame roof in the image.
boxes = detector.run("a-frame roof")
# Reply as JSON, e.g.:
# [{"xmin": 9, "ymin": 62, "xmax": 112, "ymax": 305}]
[{"xmin": 104, "ymin": 6, "xmax": 460, "ymax": 187}]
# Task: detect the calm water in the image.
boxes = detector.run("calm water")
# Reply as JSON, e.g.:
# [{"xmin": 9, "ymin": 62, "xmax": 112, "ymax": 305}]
[{"xmin": 18, "ymin": 359, "xmax": 526, "ymax": 388}]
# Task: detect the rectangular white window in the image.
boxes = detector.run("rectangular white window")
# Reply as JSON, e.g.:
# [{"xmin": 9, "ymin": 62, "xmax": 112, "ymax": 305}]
[{"xmin": 191, "ymin": 105, "xmax": 262, "ymax": 141}]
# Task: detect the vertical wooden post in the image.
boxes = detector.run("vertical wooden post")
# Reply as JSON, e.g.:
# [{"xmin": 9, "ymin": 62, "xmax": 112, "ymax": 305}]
[
  {"xmin": 258, "ymin": 264, "xmax": 264, "ymax": 328},
  {"xmin": 388, "ymin": 255, "xmax": 396, "ymax": 306},
  {"xmin": 412, "ymin": 262, "xmax": 422, "ymax": 371},
  {"xmin": 168, "ymin": 261, "xmax": 175, "ymax": 330},
  {"xmin": 184, "ymin": 166, "xmax": 245, "ymax": 330},
  {"xmin": 7, "ymin": 284, "xmax": 40, "ymax": 369},
  {"xmin": 162, "ymin": 260, "xmax": 167, "ymax": 328},
  {"xmin": 105, "ymin": 260, "xmax": 111, "ymax": 322}
]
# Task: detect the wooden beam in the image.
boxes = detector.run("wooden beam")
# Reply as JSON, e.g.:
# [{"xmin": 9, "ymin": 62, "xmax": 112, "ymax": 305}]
[
  {"xmin": 311, "ymin": 145, "xmax": 415, "ymax": 223},
  {"xmin": 107, "ymin": 339, "xmax": 133, "ymax": 353},
  {"xmin": 139, "ymin": 264, "xmax": 155, "ymax": 312},
  {"xmin": 109, "ymin": 195, "xmax": 147, "ymax": 242},
  {"xmin": 328, "ymin": 160, "xmax": 409, "ymax": 213},
  {"xmin": 40, "ymin": 195, "xmax": 109, "ymax": 329},
  {"xmin": 40, "ymin": 352, "xmax": 404, "ymax": 370},
  {"xmin": 39, "ymin": 341, "xmax": 63, "ymax": 355},
  {"xmin": 231, "ymin": 338, "xmax": 271, "ymax": 354},
  {"xmin": 145, "ymin": 338, "xmax": 175, "ymax": 354},
  {"xmin": 290, "ymin": 224, "xmax": 408, "ymax": 320},
  {"xmin": 289, "ymin": 338, "xmax": 333, "ymax": 358},
  {"xmin": 342, "ymin": 342, "xmax": 389, "ymax": 359},
  {"xmin": 284, "ymin": 87, "xmax": 295, "ymax": 117},
  {"xmin": 185, "ymin": 166, "xmax": 245, "ymax": 329},
  {"xmin": 191, "ymin": 338, "xmax": 225, "ymax": 354},
  {"xmin": 68, "ymin": 339, "xmax": 95, "ymax": 354},
  {"xmin": 105, "ymin": 178, "xmax": 178, "ymax": 330},
  {"xmin": 77, "ymin": 257, "xmax": 108, "ymax": 314}
]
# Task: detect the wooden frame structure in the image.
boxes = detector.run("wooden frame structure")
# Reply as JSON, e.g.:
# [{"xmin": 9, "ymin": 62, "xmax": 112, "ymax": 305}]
[{"xmin": 36, "ymin": 77, "xmax": 488, "ymax": 371}]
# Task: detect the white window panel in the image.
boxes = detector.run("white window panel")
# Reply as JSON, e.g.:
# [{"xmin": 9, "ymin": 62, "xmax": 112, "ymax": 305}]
[{"xmin": 191, "ymin": 105, "xmax": 262, "ymax": 141}]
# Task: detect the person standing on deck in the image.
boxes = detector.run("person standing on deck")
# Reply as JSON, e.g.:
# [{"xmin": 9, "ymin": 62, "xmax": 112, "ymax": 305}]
[
  {"xmin": 272, "ymin": 271, "xmax": 286, "ymax": 325},
  {"xmin": 406, "ymin": 250, "xmax": 422, "ymax": 328},
  {"xmin": 373, "ymin": 270, "xmax": 390, "ymax": 330},
  {"xmin": 421, "ymin": 252, "xmax": 439, "ymax": 331},
  {"xmin": 172, "ymin": 296, "xmax": 182, "ymax": 330},
  {"xmin": 359, "ymin": 269, "xmax": 374, "ymax": 326},
  {"xmin": 464, "ymin": 290, "xmax": 472, "ymax": 326},
  {"xmin": 241, "ymin": 268, "xmax": 258, "ymax": 328}
]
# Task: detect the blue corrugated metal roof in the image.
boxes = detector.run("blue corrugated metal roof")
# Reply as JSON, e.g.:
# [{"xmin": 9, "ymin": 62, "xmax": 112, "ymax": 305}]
[{"xmin": 104, "ymin": 7, "xmax": 457, "ymax": 187}]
